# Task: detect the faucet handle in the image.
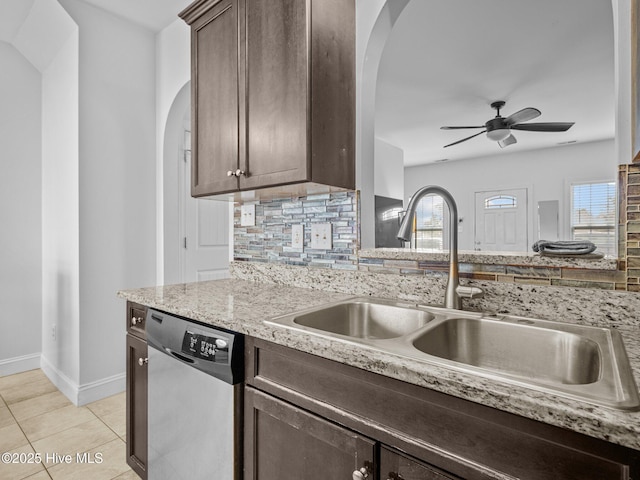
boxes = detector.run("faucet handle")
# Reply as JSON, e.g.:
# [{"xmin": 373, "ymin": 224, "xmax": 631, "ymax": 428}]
[{"xmin": 456, "ymin": 285, "xmax": 484, "ymax": 299}]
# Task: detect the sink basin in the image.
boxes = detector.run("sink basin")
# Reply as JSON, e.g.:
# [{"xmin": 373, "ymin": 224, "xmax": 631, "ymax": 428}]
[
  {"xmin": 291, "ymin": 300, "xmax": 434, "ymax": 339},
  {"xmin": 266, "ymin": 297, "xmax": 640, "ymax": 410},
  {"xmin": 412, "ymin": 317, "xmax": 601, "ymax": 385}
]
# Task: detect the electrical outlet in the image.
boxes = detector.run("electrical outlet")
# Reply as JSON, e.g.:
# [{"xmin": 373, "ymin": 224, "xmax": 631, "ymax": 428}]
[
  {"xmin": 291, "ymin": 224, "xmax": 304, "ymax": 250},
  {"xmin": 240, "ymin": 204, "xmax": 256, "ymax": 226},
  {"xmin": 310, "ymin": 223, "xmax": 332, "ymax": 250},
  {"xmin": 52, "ymin": 324, "xmax": 56, "ymax": 340}
]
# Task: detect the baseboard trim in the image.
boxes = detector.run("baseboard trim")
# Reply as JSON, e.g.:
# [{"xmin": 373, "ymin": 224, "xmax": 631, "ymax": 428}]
[
  {"xmin": 40, "ymin": 355, "xmax": 125, "ymax": 406},
  {"xmin": 40, "ymin": 354, "xmax": 80, "ymax": 405},
  {"xmin": 0, "ymin": 353, "xmax": 41, "ymax": 377},
  {"xmin": 77, "ymin": 372, "xmax": 126, "ymax": 406}
]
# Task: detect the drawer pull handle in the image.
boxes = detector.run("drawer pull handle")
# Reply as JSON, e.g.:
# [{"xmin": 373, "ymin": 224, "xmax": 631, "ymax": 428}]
[
  {"xmin": 131, "ymin": 316, "xmax": 144, "ymax": 326},
  {"xmin": 138, "ymin": 357, "xmax": 148, "ymax": 367}
]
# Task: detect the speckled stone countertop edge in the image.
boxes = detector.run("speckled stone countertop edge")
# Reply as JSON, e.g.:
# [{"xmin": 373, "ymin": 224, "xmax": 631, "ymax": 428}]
[
  {"xmin": 359, "ymin": 248, "xmax": 618, "ymax": 269},
  {"xmin": 117, "ymin": 278, "xmax": 640, "ymax": 451}
]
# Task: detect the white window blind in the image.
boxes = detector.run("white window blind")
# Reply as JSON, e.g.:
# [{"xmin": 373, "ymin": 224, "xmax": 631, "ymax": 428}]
[
  {"xmin": 570, "ymin": 182, "xmax": 616, "ymax": 255},
  {"xmin": 413, "ymin": 194, "xmax": 445, "ymax": 250}
]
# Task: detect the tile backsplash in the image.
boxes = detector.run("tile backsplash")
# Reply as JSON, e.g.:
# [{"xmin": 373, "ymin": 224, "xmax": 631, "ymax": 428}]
[
  {"xmin": 623, "ymin": 162, "xmax": 640, "ymax": 291},
  {"xmin": 233, "ymin": 163, "xmax": 640, "ymax": 291},
  {"xmin": 233, "ymin": 191, "xmax": 359, "ymax": 269}
]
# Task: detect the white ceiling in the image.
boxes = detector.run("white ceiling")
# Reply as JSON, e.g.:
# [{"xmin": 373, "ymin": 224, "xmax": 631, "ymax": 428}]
[
  {"xmin": 78, "ymin": 0, "xmax": 192, "ymax": 31},
  {"xmin": 375, "ymin": 0, "xmax": 615, "ymax": 166},
  {"xmin": 0, "ymin": 0, "xmax": 615, "ymax": 167},
  {"xmin": 0, "ymin": 0, "xmax": 192, "ymax": 43}
]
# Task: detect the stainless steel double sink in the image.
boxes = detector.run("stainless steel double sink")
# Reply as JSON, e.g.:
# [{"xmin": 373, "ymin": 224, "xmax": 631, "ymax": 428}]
[{"xmin": 266, "ymin": 297, "xmax": 640, "ymax": 410}]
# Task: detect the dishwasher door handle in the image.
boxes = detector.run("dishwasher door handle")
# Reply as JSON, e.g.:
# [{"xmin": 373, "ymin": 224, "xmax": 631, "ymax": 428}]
[{"xmin": 167, "ymin": 348, "xmax": 195, "ymax": 364}]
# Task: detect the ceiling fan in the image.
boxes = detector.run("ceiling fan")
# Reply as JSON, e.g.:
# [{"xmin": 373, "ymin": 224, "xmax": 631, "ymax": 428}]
[{"xmin": 441, "ymin": 101, "xmax": 574, "ymax": 149}]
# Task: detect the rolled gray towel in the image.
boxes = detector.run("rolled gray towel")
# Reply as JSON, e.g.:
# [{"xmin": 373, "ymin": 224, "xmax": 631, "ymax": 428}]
[{"xmin": 532, "ymin": 240, "xmax": 597, "ymax": 255}]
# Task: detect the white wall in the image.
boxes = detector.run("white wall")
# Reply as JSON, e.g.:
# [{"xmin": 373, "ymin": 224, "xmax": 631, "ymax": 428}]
[
  {"xmin": 612, "ymin": 0, "xmax": 633, "ymax": 163},
  {"xmin": 356, "ymin": 0, "xmax": 406, "ymax": 248},
  {"xmin": 57, "ymin": 0, "xmax": 157, "ymax": 401},
  {"xmin": 41, "ymin": 31, "xmax": 80, "ymax": 390},
  {"xmin": 0, "ymin": 42, "xmax": 42, "ymax": 375},
  {"xmin": 374, "ymin": 137, "xmax": 404, "ymax": 200},
  {"xmin": 156, "ymin": 18, "xmax": 190, "ymax": 285},
  {"xmin": 404, "ymin": 139, "xmax": 616, "ymax": 251}
]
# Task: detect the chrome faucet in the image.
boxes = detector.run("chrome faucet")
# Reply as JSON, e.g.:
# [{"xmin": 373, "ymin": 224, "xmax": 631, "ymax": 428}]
[{"xmin": 397, "ymin": 185, "xmax": 483, "ymax": 309}]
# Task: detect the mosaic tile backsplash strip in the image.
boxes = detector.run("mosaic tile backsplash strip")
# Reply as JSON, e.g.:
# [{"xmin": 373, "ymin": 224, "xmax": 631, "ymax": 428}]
[
  {"xmin": 233, "ymin": 191, "xmax": 359, "ymax": 269},
  {"xmin": 356, "ymin": 255, "xmax": 627, "ymax": 291},
  {"xmin": 625, "ymin": 163, "xmax": 640, "ymax": 291}
]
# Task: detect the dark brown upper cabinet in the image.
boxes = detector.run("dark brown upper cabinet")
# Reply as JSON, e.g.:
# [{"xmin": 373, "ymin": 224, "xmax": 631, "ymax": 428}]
[{"xmin": 180, "ymin": 0, "xmax": 356, "ymax": 197}]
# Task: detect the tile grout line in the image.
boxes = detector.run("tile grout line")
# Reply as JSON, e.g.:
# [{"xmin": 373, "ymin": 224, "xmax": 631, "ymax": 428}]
[
  {"xmin": 1, "ymin": 372, "xmax": 132, "ymax": 480},
  {"xmin": 1, "ymin": 390, "xmax": 54, "ymax": 479}
]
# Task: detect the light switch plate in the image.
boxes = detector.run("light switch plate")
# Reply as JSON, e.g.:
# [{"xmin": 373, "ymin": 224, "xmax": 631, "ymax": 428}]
[
  {"xmin": 310, "ymin": 223, "xmax": 332, "ymax": 250},
  {"xmin": 291, "ymin": 224, "xmax": 304, "ymax": 250},
  {"xmin": 240, "ymin": 204, "xmax": 256, "ymax": 227}
]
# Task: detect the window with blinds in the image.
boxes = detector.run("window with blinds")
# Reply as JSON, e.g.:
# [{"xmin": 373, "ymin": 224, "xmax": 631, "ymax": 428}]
[
  {"xmin": 413, "ymin": 194, "xmax": 445, "ymax": 250},
  {"xmin": 570, "ymin": 181, "xmax": 616, "ymax": 255}
]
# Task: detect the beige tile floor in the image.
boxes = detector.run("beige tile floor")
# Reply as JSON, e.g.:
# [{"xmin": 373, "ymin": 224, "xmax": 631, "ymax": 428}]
[{"xmin": 0, "ymin": 369, "xmax": 139, "ymax": 480}]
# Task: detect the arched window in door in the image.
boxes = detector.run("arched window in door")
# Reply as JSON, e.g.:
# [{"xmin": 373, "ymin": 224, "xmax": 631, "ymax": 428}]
[{"xmin": 484, "ymin": 195, "xmax": 517, "ymax": 209}]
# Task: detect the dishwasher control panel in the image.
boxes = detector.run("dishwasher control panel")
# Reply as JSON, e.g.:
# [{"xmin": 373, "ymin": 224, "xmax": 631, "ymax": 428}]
[
  {"xmin": 146, "ymin": 308, "xmax": 244, "ymax": 385},
  {"xmin": 182, "ymin": 329, "xmax": 229, "ymax": 364}
]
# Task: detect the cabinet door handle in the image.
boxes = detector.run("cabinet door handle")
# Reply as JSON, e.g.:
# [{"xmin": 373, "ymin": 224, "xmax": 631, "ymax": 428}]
[
  {"xmin": 352, "ymin": 461, "xmax": 373, "ymax": 479},
  {"xmin": 352, "ymin": 469, "xmax": 367, "ymax": 480},
  {"xmin": 226, "ymin": 169, "xmax": 246, "ymax": 177},
  {"xmin": 131, "ymin": 316, "xmax": 143, "ymax": 326},
  {"xmin": 138, "ymin": 357, "xmax": 148, "ymax": 367}
]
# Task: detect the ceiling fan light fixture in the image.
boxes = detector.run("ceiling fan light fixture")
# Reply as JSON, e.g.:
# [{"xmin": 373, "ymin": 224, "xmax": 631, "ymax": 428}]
[{"xmin": 486, "ymin": 128, "xmax": 510, "ymax": 142}]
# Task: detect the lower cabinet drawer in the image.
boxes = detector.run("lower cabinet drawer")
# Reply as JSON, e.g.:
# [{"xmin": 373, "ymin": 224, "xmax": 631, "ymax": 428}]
[{"xmin": 127, "ymin": 302, "xmax": 147, "ymax": 339}]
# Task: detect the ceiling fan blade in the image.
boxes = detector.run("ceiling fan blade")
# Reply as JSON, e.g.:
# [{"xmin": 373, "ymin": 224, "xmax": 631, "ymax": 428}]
[
  {"xmin": 443, "ymin": 130, "xmax": 486, "ymax": 148},
  {"xmin": 440, "ymin": 126, "xmax": 485, "ymax": 130},
  {"xmin": 498, "ymin": 134, "xmax": 517, "ymax": 148},
  {"xmin": 510, "ymin": 122, "xmax": 574, "ymax": 132},
  {"xmin": 505, "ymin": 107, "xmax": 541, "ymax": 125}
]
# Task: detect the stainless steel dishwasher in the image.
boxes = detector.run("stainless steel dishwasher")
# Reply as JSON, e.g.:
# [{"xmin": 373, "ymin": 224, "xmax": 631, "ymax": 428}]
[{"xmin": 146, "ymin": 309, "xmax": 244, "ymax": 480}]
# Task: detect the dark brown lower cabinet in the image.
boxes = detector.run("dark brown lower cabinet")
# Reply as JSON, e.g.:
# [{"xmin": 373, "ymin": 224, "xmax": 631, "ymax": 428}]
[
  {"xmin": 126, "ymin": 332, "xmax": 148, "ymax": 479},
  {"xmin": 244, "ymin": 386, "xmax": 376, "ymax": 479},
  {"xmin": 381, "ymin": 446, "xmax": 461, "ymax": 480},
  {"xmin": 245, "ymin": 337, "xmax": 640, "ymax": 480}
]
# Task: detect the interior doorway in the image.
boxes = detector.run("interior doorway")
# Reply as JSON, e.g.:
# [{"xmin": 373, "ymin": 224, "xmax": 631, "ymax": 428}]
[
  {"xmin": 180, "ymin": 128, "xmax": 230, "ymax": 282},
  {"xmin": 163, "ymin": 82, "xmax": 230, "ymax": 284}
]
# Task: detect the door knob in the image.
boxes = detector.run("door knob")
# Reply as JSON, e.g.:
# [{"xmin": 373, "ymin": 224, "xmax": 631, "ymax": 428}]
[
  {"xmin": 138, "ymin": 357, "xmax": 148, "ymax": 366},
  {"xmin": 131, "ymin": 316, "xmax": 143, "ymax": 326}
]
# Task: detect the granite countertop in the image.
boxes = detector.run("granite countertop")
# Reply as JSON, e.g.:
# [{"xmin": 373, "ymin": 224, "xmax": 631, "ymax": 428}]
[
  {"xmin": 359, "ymin": 247, "xmax": 619, "ymax": 270},
  {"xmin": 118, "ymin": 278, "xmax": 640, "ymax": 451}
]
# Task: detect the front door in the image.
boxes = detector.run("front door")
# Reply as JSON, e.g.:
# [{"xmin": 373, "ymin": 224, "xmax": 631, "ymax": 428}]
[{"xmin": 474, "ymin": 188, "xmax": 528, "ymax": 252}]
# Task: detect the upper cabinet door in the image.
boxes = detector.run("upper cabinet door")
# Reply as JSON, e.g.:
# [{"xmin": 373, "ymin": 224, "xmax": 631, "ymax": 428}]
[
  {"xmin": 182, "ymin": 0, "xmax": 355, "ymax": 197},
  {"xmin": 241, "ymin": 0, "xmax": 309, "ymax": 190},
  {"xmin": 191, "ymin": 0, "xmax": 240, "ymax": 196}
]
